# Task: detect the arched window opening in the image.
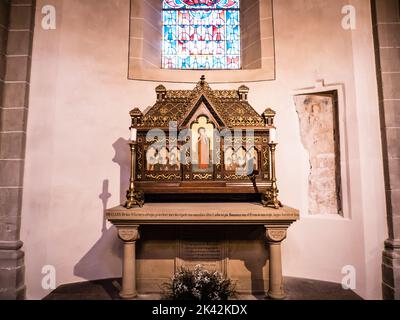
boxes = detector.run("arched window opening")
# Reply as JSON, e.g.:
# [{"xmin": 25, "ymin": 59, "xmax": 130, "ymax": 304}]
[{"xmin": 162, "ymin": 0, "xmax": 241, "ymax": 70}]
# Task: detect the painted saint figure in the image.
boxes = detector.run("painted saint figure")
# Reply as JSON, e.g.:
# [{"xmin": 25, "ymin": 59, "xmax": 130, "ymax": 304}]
[{"xmin": 197, "ymin": 127, "xmax": 210, "ymax": 169}]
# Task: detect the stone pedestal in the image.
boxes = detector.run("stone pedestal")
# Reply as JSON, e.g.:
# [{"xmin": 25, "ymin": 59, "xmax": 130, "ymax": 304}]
[
  {"xmin": 265, "ymin": 225, "xmax": 288, "ymax": 299},
  {"xmin": 106, "ymin": 202, "xmax": 299, "ymax": 299},
  {"xmin": 117, "ymin": 225, "xmax": 140, "ymax": 299}
]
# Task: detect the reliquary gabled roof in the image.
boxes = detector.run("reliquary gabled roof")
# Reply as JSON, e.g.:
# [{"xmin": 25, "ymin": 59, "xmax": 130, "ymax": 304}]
[{"xmin": 141, "ymin": 77, "xmax": 266, "ymax": 129}]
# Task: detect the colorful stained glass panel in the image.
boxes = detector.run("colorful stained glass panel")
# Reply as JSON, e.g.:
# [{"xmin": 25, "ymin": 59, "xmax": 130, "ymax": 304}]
[
  {"xmin": 163, "ymin": 0, "xmax": 240, "ymax": 10},
  {"xmin": 162, "ymin": 0, "xmax": 241, "ymax": 70}
]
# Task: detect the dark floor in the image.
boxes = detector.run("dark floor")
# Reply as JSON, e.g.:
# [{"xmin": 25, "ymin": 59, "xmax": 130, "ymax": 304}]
[{"xmin": 43, "ymin": 277, "xmax": 362, "ymax": 300}]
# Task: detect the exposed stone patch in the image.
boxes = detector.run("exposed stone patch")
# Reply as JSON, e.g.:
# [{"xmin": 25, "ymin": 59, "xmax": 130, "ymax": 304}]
[{"xmin": 294, "ymin": 93, "xmax": 341, "ymax": 215}]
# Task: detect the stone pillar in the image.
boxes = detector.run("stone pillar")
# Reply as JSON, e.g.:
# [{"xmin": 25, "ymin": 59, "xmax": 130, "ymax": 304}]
[
  {"xmin": 117, "ymin": 225, "xmax": 140, "ymax": 299},
  {"xmin": 0, "ymin": 0, "xmax": 35, "ymax": 300},
  {"xmin": 265, "ymin": 224, "xmax": 288, "ymax": 300},
  {"xmin": 371, "ymin": 0, "xmax": 400, "ymax": 300}
]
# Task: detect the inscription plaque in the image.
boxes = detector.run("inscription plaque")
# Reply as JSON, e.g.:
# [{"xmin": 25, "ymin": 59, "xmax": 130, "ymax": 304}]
[{"xmin": 176, "ymin": 227, "xmax": 227, "ymax": 275}]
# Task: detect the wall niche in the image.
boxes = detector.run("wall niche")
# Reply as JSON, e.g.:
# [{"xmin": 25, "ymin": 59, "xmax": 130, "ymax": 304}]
[
  {"xmin": 294, "ymin": 92, "xmax": 342, "ymax": 216},
  {"xmin": 128, "ymin": 0, "xmax": 276, "ymax": 83}
]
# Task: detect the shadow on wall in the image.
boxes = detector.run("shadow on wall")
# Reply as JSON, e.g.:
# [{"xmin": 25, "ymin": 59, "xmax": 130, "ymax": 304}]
[
  {"xmin": 112, "ymin": 138, "xmax": 131, "ymax": 204},
  {"xmin": 74, "ymin": 138, "xmax": 130, "ymax": 280},
  {"xmin": 73, "ymin": 179, "xmax": 122, "ymax": 280}
]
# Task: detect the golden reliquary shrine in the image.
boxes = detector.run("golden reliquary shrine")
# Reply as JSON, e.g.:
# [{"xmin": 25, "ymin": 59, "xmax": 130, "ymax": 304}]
[
  {"xmin": 126, "ymin": 76, "xmax": 281, "ymax": 208},
  {"xmin": 106, "ymin": 77, "xmax": 299, "ymax": 300}
]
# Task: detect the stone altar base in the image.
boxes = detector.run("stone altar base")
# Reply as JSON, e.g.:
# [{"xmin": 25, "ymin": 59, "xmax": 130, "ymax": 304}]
[
  {"xmin": 106, "ymin": 202, "xmax": 299, "ymax": 299},
  {"xmin": 135, "ymin": 225, "xmax": 269, "ymax": 294}
]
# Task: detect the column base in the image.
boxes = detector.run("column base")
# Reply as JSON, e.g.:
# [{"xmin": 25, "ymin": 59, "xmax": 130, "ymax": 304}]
[
  {"xmin": 267, "ymin": 291, "xmax": 287, "ymax": 300},
  {"xmin": 119, "ymin": 292, "xmax": 138, "ymax": 300},
  {"xmin": 382, "ymin": 240, "xmax": 400, "ymax": 300},
  {"xmin": 0, "ymin": 247, "xmax": 25, "ymax": 300}
]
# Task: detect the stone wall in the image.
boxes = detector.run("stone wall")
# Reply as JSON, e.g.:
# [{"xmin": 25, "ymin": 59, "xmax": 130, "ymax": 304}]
[
  {"xmin": 372, "ymin": 0, "xmax": 400, "ymax": 300},
  {"xmin": 0, "ymin": 1, "xmax": 8, "ymax": 85},
  {"xmin": 0, "ymin": 0, "xmax": 35, "ymax": 300}
]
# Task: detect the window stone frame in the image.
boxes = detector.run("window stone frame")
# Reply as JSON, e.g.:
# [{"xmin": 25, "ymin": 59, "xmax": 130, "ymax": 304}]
[{"xmin": 128, "ymin": 0, "xmax": 275, "ymax": 83}]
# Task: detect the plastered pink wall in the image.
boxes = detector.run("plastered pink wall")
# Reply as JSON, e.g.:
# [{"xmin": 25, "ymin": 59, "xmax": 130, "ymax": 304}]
[{"xmin": 21, "ymin": 0, "xmax": 387, "ymax": 299}]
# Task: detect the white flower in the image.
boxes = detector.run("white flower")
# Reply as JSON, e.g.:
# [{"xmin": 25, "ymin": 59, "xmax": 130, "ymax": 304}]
[{"xmin": 192, "ymin": 288, "xmax": 201, "ymax": 299}]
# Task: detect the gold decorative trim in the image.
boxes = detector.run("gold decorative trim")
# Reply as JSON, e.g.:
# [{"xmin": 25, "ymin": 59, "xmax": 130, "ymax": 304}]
[
  {"xmin": 224, "ymin": 137, "xmax": 261, "ymax": 144},
  {"xmin": 263, "ymin": 147, "xmax": 270, "ymax": 180},
  {"xmin": 145, "ymin": 173, "xmax": 181, "ymax": 181},
  {"xmin": 224, "ymin": 174, "xmax": 250, "ymax": 181},
  {"xmin": 193, "ymin": 173, "xmax": 213, "ymax": 180},
  {"xmin": 137, "ymin": 146, "xmax": 143, "ymax": 179}
]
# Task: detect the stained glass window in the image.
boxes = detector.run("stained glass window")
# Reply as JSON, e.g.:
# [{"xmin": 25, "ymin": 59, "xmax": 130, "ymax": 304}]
[{"xmin": 162, "ymin": 0, "xmax": 241, "ymax": 70}]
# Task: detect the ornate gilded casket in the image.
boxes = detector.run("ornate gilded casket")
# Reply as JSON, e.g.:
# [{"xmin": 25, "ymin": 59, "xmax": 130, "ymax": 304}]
[{"xmin": 129, "ymin": 77, "xmax": 278, "ymax": 204}]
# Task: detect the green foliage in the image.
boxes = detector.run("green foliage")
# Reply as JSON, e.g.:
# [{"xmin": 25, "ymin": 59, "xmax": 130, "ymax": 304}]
[{"xmin": 162, "ymin": 265, "xmax": 237, "ymax": 301}]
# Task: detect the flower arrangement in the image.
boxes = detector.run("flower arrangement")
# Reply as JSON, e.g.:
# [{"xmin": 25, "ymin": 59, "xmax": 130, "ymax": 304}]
[{"xmin": 162, "ymin": 265, "xmax": 237, "ymax": 301}]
